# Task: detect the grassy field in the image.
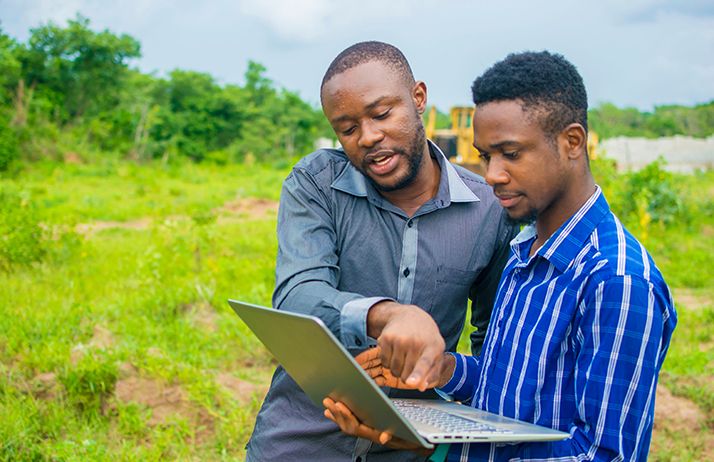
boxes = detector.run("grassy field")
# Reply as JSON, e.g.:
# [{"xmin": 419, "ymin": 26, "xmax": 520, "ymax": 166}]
[{"xmin": 1, "ymin": 159, "xmax": 712, "ymax": 461}]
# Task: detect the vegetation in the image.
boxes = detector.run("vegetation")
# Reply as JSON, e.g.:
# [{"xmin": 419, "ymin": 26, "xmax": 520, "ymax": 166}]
[
  {"xmin": 589, "ymin": 101, "xmax": 714, "ymax": 140},
  {"xmin": 0, "ymin": 16, "xmax": 332, "ymax": 173}
]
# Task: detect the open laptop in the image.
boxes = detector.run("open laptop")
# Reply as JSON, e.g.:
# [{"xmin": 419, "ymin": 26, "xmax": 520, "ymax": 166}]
[{"xmin": 229, "ymin": 300, "xmax": 569, "ymax": 449}]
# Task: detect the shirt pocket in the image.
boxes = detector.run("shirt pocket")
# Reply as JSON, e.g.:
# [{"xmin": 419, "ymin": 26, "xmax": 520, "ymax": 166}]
[{"xmin": 429, "ymin": 265, "xmax": 478, "ymax": 345}]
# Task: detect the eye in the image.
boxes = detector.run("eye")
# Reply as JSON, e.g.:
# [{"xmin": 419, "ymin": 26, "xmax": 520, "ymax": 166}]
[
  {"xmin": 374, "ymin": 109, "xmax": 390, "ymax": 120},
  {"xmin": 503, "ymin": 151, "xmax": 519, "ymax": 159},
  {"xmin": 478, "ymin": 151, "xmax": 491, "ymax": 162},
  {"xmin": 341, "ymin": 126, "xmax": 357, "ymax": 136}
]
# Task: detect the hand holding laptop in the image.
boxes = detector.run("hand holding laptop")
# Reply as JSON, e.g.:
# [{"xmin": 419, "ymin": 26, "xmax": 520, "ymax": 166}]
[{"xmin": 323, "ymin": 346, "xmax": 457, "ymax": 452}]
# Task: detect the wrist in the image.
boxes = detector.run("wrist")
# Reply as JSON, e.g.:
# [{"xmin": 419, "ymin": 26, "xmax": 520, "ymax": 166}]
[
  {"xmin": 366, "ymin": 300, "xmax": 405, "ymax": 338},
  {"xmin": 438, "ymin": 353, "xmax": 456, "ymax": 388}
]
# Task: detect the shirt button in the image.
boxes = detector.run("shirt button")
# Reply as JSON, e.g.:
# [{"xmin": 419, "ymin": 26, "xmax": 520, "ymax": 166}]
[
  {"xmin": 407, "ymin": 220, "xmax": 413, "ymax": 228},
  {"xmin": 355, "ymin": 337, "xmax": 362, "ymax": 346},
  {"xmin": 403, "ymin": 268, "xmax": 410, "ymax": 277}
]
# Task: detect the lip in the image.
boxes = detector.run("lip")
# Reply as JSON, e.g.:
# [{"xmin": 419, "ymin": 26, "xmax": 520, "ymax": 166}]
[
  {"xmin": 365, "ymin": 150, "xmax": 399, "ymax": 176},
  {"xmin": 495, "ymin": 193, "xmax": 522, "ymax": 208}
]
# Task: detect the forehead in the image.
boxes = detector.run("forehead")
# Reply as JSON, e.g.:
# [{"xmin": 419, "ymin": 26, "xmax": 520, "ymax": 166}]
[
  {"xmin": 472, "ymin": 100, "xmax": 544, "ymax": 144},
  {"xmin": 321, "ymin": 61, "xmax": 409, "ymax": 113}
]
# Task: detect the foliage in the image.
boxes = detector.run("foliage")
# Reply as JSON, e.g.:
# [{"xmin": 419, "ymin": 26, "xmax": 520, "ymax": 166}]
[
  {"xmin": 0, "ymin": 112, "xmax": 19, "ymax": 172},
  {"xmin": 61, "ymin": 353, "xmax": 119, "ymax": 414},
  {"xmin": 0, "ymin": 18, "xmax": 332, "ymax": 166},
  {"xmin": 589, "ymin": 101, "xmax": 714, "ymax": 139},
  {"xmin": 0, "ymin": 187, "xmax": 45, "ymax": 270}
]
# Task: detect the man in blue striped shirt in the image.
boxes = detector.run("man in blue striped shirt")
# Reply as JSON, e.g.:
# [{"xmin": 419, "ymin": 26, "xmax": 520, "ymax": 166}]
[{"xmin": 324, "ymin": 51, "xmax": 677, "ymax": 461}]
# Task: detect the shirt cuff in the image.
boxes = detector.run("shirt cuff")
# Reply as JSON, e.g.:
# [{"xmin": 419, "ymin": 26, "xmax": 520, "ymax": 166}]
[
  {"xmin": 437, "ymin": 352, "xmax": 466, "ymax": 396},
  {"xmin": 340, "ymin": 297, "xmax": 391, "ymax": 349}
]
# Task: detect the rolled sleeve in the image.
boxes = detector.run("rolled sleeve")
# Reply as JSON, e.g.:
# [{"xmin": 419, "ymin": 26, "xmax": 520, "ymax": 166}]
[{"xmin": 341, "ymin": 297, "xmax": 390, "ymax": 348}]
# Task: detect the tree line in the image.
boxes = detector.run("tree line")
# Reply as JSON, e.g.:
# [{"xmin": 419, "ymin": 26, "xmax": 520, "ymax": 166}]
[
  {"xmin": 0, "ymin": 16, "xmax": 711, "ymax": 172},
  {"xmin": 0, "ymin": 16, "xmax": 333, "ymax": 172}
]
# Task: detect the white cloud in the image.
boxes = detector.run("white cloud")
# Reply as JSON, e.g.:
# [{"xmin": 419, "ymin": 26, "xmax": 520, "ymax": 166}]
[{"xmin": 237, "ymin": 0, "xmax": 412, "ymax": 43}]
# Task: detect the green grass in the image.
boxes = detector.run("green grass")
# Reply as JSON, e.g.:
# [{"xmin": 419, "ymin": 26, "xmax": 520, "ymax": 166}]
[{"xmin": 1, "ymin": 159, "xmax": 713, "ymax": 460}]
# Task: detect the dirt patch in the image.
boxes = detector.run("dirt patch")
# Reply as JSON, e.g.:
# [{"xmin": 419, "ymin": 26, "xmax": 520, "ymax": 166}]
[
  {"xmin": 64, "ymin": 152, "xmax": 83, "ymax": 164},
  {"xmin": 216, "ymin": 373, "xmax": 267, "ymax": 405},
  {"xmin": 71, "ymin": 325, "xmax": 116, "ymax": 364},
  {"xmin": 31, "ymin": 372, "xmax": 60, "ymax": 400},
  {"xmin": 654, "ymin": 385, "xmax": 705, "ymax": 433},
  {"xmin": 114, "ymin": 376, "xmax": 214, "ymax": 442},
  {"xmin": 75, "ymin": 218, "xmax": 153, "ymax": 235},
  {"xmin": 219, "ymin": 197, "xmax": 278, "ymax": 219},
  {"xmin": 185, "ymin": 302, "xmax": 220, "ymax": 333},
  {"xmin": 651, "ymin": 385, "xmax": 713, "ymax": 459},
  {"xmin": 673, "ymin": 289, "xmax": 712, "ymax": 311}
]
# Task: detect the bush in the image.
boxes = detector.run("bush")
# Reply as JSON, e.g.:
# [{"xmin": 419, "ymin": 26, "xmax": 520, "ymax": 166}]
[
  {"xmin": 0, "ymin": 115, "xmax": 18, "ymax": 172},
  {"xmin": 618, "ymin": 158, "xmax": 684, "ymax": 225},
  {"xmin": 61, "ymin": 354, "xmax": 118, "ymax": 415},
  {"xmin": 0, "ymin": 188, "xmax": 45, "ymax": 270}
]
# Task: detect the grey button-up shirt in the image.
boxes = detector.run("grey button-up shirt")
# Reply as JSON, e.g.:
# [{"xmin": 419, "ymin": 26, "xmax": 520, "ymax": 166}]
[{"xmin": 247, "ymin": 142, "xmax": 516, "ymax": 461}]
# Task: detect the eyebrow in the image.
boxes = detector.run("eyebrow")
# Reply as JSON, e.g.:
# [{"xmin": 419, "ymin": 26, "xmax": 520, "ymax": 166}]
[
  {"xmin": 329, "ymin": 95, "xmax": 393, "ymax": 125},
  {"xmin": 473, "ymin": 140, "xmax": 520, "ymax": 152}
]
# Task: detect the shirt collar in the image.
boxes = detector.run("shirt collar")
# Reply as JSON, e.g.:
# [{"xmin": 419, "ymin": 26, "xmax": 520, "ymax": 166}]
[
  {"xmin": 511, "ymin": 186, "xmax": 610, "ymax": 272},
  {"xmin": 330, "ymin": 140, "xmax": 480, "ymax": 204}
]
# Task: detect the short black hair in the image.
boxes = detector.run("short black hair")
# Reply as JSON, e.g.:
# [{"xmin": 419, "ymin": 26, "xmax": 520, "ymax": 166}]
[
  {"xmin": 471, "ymin": 51, "xmax": 588, "ymax": 137},
  {"xmin": 320, "ymin": 41, "xmax": 415, "ymax": 96}
]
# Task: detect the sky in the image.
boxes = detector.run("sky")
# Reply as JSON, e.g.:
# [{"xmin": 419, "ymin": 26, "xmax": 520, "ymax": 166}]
[{"xmin": 1, "ymin": 0, "xmax": 713, "ymax": 112}]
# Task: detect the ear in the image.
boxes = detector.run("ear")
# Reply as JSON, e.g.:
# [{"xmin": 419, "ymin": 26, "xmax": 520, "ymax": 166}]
[
  {"xmin": 412, "ymin": 81, "xmax": 427, "ymax": 115},
  {"xmin": 561, "ymin": 123, "xmax": 587, "ymax": 160}
]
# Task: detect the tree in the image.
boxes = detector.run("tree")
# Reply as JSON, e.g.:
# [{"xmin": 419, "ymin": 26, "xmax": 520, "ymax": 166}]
[{"xmin": 18, "ymin": 15, "xmax": 141, "ymax": 122}]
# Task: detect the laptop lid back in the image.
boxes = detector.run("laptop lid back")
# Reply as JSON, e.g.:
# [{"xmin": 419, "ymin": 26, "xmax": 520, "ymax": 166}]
[{"xmin": 228, "ymin": 300, "xmax": 432, "ymax": 448}]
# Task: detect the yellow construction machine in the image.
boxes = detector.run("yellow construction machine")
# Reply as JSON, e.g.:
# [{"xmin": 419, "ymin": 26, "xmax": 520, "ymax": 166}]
[{"xmin": 425, "ymin": 106, "xmax": 484, "ymax": 175}]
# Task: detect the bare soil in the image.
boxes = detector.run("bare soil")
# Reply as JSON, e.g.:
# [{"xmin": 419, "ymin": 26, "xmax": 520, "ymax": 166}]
[
  {"xmin": 114, "ymin": 376, "xmax": 214, "ymax": 443},
  {"xmin": 218, "ymin": 197, "xmax": 278, "ymax": 219},
  {"xmin": 651, "ymin": 385, "xmax": 713, "ymax": 459}
]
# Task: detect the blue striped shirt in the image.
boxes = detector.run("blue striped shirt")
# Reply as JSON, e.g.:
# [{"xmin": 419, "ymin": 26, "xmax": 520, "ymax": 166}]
[{"xmin": 439, "ymin": 187, "xmax": 677, "ymax": 461}]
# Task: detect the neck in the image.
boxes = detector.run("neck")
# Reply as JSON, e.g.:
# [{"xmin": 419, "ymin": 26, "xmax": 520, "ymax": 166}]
[
  {"xmin": 530, "ymin": 174, "xmax": 597, "ymax": 256},
  {"xmin": 381, "ymin": 143, "xmax": 440, "ymax": 217}
]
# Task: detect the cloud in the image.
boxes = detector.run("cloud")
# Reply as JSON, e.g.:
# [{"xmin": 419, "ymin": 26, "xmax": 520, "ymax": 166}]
[{"xmin": 237, "ymin": 0, "xmax": 412, "ymax": 43}]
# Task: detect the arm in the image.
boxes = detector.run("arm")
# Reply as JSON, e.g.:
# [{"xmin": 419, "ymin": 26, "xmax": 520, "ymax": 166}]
[
  {"xmin": 274, "ymin": 168, "xmax": 446, "ymax": 383},
  {"xmin": 272, "ymin": 168, "xmax": 374, "ymax": 348},
  {"xmin": 490, "ymin": 275, "xmax": 673, "ymax": 461},
  {"xmin": 468, "ymin": 209, "xmax": 517, "ymax": 356}
]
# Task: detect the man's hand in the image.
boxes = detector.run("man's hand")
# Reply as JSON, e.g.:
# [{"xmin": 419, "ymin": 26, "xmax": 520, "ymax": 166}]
[
  {"xmin": 367, "ymin": 301, "xmax": 446, "ymax": 392},
  {"xmin": 322, "ymin": 397, "xmax": 432, "ymax": 455},
  {"xmin": 356, "ymin": 347, "xmax": 456, "ymax": 390}
]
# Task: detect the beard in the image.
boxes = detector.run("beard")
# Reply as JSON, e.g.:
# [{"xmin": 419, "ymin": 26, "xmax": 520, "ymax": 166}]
[
  {"xmin": 505, "ymin": 209, "xmax": 537, "ymax": 227},
  {"xmin": 364, "ymin": 119, "xmax": 427, "ymax": 193}
]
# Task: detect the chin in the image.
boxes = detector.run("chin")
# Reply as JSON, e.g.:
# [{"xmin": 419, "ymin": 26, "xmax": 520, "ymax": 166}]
[{"xmin": 506, "ymin": 209, "xmax": 537, "ymax": 227}]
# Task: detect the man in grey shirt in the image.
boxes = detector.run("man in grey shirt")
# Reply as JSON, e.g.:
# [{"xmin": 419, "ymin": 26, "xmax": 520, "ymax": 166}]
[{"xmin": 245, "ymin": 41, "xmax": 515, "ymax": 461}]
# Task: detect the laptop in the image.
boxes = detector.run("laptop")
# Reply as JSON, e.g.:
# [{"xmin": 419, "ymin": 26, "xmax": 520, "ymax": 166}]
[{"xmin": 229, "ymin": 300, "xmax": 569, "ymax": 449}]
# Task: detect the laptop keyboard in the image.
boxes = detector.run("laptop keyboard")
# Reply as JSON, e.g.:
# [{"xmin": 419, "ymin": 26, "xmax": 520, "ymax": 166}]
[{"xmin": 393, "ymin": 400, "xmax": 513, "ymax": 434}]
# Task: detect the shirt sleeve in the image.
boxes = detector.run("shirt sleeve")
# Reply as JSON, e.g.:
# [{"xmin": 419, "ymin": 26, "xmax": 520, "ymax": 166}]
[
  {"xmin": 468, "ymin": 208, "xmax": 518, "ymax": 356},
  {"xmin": 436, "ymin": 352, "xmax": 483, "ymax": 404},
  {"xmin": 271, "ymin": 168, "xmax": 384, "ymax": 349},
  {"xmin": 484, "ymin": 274, "xmax": 673, "ymax": 461}
]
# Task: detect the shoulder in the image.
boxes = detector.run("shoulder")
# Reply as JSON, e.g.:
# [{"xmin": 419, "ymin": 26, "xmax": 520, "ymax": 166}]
[
  {"xmin": 582, "ymin": 212, "xmax": 671, "ymax": 306},
  {"xmin": 287, "ymin": 148, "xmax": 352, "ymax": 187}
]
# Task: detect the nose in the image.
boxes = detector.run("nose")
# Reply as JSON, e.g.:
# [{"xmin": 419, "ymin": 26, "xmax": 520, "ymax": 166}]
[
  {"xmin": 357, "ymin": 120, "xmax": 384, "ymax": 149},
  {"xmin": 484, "ymin": 156, "xmax": 509, "ymax": 187}
]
